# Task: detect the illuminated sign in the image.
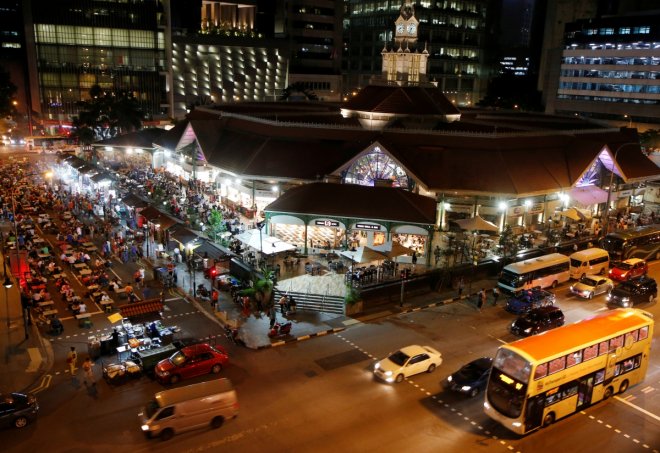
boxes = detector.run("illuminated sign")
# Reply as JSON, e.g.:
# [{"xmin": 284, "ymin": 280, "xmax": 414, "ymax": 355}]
[
  {"xmin": 315, "ymin": 220, "xmax": 339, "ymax": 227},
  {"xmin": 355, "ymin": 223, "xmax": 380, "ymax": 230}
]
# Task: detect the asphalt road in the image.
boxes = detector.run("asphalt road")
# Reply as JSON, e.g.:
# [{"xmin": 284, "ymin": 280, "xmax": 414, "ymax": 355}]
[{"xmin": 1, "ymin": 148, "xmax": 659, "ymax": 452}]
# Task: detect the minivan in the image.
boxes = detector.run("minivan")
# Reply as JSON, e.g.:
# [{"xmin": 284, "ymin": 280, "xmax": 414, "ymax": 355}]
[
  {"xmin": 569, "ymin": 248, "xmax": 609, "ymax": 279},
  {"xmin": 139, "ymin": 378, "xmax": 238, "ymax": 441}
]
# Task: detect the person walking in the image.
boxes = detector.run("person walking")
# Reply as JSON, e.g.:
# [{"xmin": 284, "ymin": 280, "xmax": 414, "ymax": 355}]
[
  {"xmin": 457, "ymin": 277, "xmax": 465, "ymax": 298},
  {"xmin": 211, "ymin": 289, "xmax": 219, "ymax": 311},
  {"xmin": 82, "ymin": 357, "xmax": 95, "ymax": 387},
  {"xmin": 67, "ymin": 346, "xmax": 78, "ymax": 375},
  {"xmin": 279, "ymin": 295, "xmax": 289, "ymax": 315},
  {"xmin": 492, "ymin": 287, "xmax": 500, "ymax": 306},
  {"xmin": 477, "ymin": 288, "xmax": 486, "ymax": 311}
]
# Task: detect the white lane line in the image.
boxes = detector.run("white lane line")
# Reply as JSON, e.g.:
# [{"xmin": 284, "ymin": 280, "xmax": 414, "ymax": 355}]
[{"xmin": 614, "ymin": 395, "xmax": 660, "ymax": 422}]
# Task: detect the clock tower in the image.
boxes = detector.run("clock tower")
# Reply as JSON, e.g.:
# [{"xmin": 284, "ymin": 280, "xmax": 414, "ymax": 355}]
[{"xmin": 382, "ymin": 3, "xmax": 428, "ymax": 86}]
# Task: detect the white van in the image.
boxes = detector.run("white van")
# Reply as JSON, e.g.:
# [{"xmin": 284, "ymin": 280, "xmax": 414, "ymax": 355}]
[
  {"xmin": 139, "ymin": 378, "xmax": 238, "ymax": 441},
  {"xmin": 569, "ymin": 248, "xmax": 610, "ymax": 279}
]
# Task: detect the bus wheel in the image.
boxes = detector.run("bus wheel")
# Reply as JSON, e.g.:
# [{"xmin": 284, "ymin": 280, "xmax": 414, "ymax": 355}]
[
  {"xmin": 619, "ymin": 380, "xmax": 629, "ymax": 394},
  {"xmin": 543, "ymin": 412, "xmax": 555, "ymax": 427},
  {"xmin": 604, "ymin": 387, "xmax": 614, "ymax": 400}
]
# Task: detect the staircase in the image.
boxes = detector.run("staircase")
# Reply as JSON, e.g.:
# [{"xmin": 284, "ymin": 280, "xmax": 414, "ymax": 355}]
[{"xmin": 273, "ymin": 288, "xmax": 345, "ymax": 315}]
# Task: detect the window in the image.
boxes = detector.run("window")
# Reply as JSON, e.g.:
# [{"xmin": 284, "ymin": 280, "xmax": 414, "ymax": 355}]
[
  {"xmin": 638, "ymin": 326, "xmax": 649, "ymax": 340},
  {"xmin": 633, "ymin": 26, "xmax": 650, "ymax": 34},
  {"xmin": 599, "ymin": 28, "xmax": 614, "ymax": 35},
  {"xmin": 155, "ymin": 406, "xmax": 174, "ymax": 420},
  {"xmin": 566, "ymin": 350, "xmax": 583, "ymax": 367},
  {"xmin": 595, "ymin": 369, "xmax": 605, "ymax": 384},
  {"xmin": 562, "ymin": 383, "xmax": 578, "ymax": 399},
  {"xmin": 598, "ymin": 341, "xmax": 609, "ymax": 356},
  {"xmin": 548, "ymin": 356, "xmax": 566, "ymax": 375},
  {"xmin": 583, "ymin": 344, "xmax": 598, "ymax": 361},
  {"xmin": 545, "ymin": 387, "xmax": 561, "ymax": 406},
  {"xmin": 534, "ymin": 362, "xmax": 548, "ymax": 380},
  {"xmin": 609, "ymin": 335, "xmax": 624, "ymax": 351},
  {"xmin": 619, "ymin": 27, "xmax": 631, "ymax": 34}
]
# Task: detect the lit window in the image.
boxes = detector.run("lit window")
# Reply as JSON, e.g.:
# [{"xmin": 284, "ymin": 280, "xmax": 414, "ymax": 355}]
[{"xmin": 619, "ymin": 27, "xmax": 631, "ymax": 34}]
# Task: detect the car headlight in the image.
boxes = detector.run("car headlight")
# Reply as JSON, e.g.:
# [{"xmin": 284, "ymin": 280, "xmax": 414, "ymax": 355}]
[
  {"xmin": 622, "ymin": 297, "xmax": 630, "ymax": 302},
  {"xmin": 607, "ymin": 294, "xmax": 612, "ymax": 300},
  {"xmin": 159, "ymin": 370, "xmax": 170, "ymax": 376},
  {"xmin": 374, "ymin": 363, "xmax": 380, "ymax": 370},
  {"xmin": 570, "ymin": 286, "xmax": 574, "ymax": 292},
  {"xmin": 447, "ymin": 375, "xmax": 453, "ymax": 383},
  {"xmin": 461, "ymin": 385, "xmax": 472, "ymax": 392},
  {"xmin": 141, "ymin": 424, "xmax": 150, "ymax": 431},
  {"xmin": 524, "ymin": 327, "xmax": 532, "ymax": 334},
  {"xmin": 384, "ymin": 370, "xmax": 392, "ymax": 376}
]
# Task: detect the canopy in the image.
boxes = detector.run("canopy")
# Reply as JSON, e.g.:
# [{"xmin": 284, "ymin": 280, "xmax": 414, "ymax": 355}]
[
  {"xmin": 569, "ymin": 185, "xmax": 609, "ymax": 206},
  {"xmin": 371, "ymin": 241, "xmax": 414, "ymax": 258},
  {"xmin": 560, "ymin": 207, "xmax": 592, "ymax": 221},
  {"xmin": 340, "ymin": 246, "xmax": 388, "ymax": 264},
  {"xmin": 235, "ymin": 229, "xmax": 296, "ymax": 255},
  {"xmin": 454, "ymin": 215, "xmax": 499, "ymax": 232}
]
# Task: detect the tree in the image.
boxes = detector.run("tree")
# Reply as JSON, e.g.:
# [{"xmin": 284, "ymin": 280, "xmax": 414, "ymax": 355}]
[
  {"xmin": 498, "ymin": 224, "xmax": 519, "ymax": 266},
  {"xmin": 239, "ymin": 269, "xmax": 276, "ymax": 317},
  {"xmin": 207, "ymin": 209, "xmax": 227, "ymax": 242},
  {"xmin": 71, "ymin": 84, "xmax": 143, "ymax": 143},
  {"xmin": 0, "ymin": 67, "xmax": 17, "ymax": 118}
]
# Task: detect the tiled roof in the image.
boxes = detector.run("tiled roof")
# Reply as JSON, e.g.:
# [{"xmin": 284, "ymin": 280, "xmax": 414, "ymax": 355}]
[
  {"xmin": 265, "ymin": 183, "xmax": 437, "ymax": 225},
  {"xmin": 342, "ymin": 85, "xmax": 461, "ymax": 116}
]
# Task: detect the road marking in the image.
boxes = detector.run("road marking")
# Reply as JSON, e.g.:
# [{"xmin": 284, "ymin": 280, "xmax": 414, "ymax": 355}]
[
  {"xmin": 614, "ymin": 395, "xmax": 660, "ymax": 422},
  {"xmin": 31, "ymin": 374, "xmax": 52, "ymax": 394}
]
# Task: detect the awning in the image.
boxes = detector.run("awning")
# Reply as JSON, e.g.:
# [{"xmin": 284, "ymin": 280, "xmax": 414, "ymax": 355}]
[
  {"xmin": 139, "ymin": 206, "xmax": 178, "ymax": 230},
  {"xmin": 168, "ymin": 226, "xmax": 199, "ymax": 246},
  {"xmin": 235, "ymin": 229, "xmax": 296, "ymax": 255},
  {"xmin": 570, "ymin": 185, "xmax": 609, "ymax": 205},
  {"xmin": 90, "ymin": 172, "xmax": 114, "ymax": 183},
  {"xmin": 193, "ymin": 240, "xmax": 229, "ymax": 261}
]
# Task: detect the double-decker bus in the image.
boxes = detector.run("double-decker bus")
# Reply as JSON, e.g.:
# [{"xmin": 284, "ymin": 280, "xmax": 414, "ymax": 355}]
[
  {"xmin": 497, "ymin": 253, "xmax": 570, "ymax": 294},
  {"xmin": 601, "ymin": 225, "xmax": 660, "ymax": 262},
  {"xmin": 484, "ymin": 308, "xmax": 653, "ymax": 435}
]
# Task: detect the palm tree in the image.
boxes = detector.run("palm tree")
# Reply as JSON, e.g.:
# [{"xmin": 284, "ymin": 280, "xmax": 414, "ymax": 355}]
[{"xmin": 238, "ymin": 269, "xmax": 276, "ymax": 317}]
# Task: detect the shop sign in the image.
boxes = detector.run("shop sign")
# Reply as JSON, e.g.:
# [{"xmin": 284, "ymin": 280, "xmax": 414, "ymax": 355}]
[
  {"xmin": 315, "ymin": 220, "xmax": 340, "ymax": 227},
  {"xmin": 617, "ymin": 190, "xmax": 632, "ymax": 198},
  {"xmin": 529, "ymin": 203, "xmax": 544, "ymax": 214},
  {"xmin": 507, "ymin": 205, "xmax": 524, "ymax": 217},
  {"xmin": 355, "ymin": 223, "xmax": 380, "ymax": 231}
]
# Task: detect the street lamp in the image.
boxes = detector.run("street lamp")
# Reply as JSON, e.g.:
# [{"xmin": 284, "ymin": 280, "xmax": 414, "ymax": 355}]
[
  {"xmin": 4, "ymin": 276, "xmax": 13, "ymax": 330},
  {"xmin": 256, "ymin": 220, "xmax": 265, "ymax": 268},
  {"xmin": 603, "ymin": 142, "xmax": 639, "ymax": 236}
]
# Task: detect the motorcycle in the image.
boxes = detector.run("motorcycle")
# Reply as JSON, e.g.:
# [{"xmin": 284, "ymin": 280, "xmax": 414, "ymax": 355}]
[
  {"xmin": 268, "ymin": 321, "xmax": 292, "ymax": 338},
  {"xmin": 196, "ymin": 284, "xmax": 210, "ymax": 299},
  {"xmin": 224, "ymin": 325, "xmax": 244, "ymax": 346}
]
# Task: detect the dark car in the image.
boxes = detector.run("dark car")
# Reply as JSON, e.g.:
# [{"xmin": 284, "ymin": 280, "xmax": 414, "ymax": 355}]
[
  {"xmin": 155, "ymin": 343, "xmax": 229, "ymax": 385},
  {"xmin": 444, "ymin": 357, "xmax": 493, "ymax": 398},
  {"xmin": 505, "ymin": 287, "xmax": 556, "ymax": 315},
  {"xmin": 510, "ymin": 306, "xmax": 565, "ymax": 337},
  {"xmin": 607, "ymin": 277, "xmax": 657, "ymax": 308},
  {"xmin": 0, "ymin": 393, "xmax": 39, "ymax": 429}
]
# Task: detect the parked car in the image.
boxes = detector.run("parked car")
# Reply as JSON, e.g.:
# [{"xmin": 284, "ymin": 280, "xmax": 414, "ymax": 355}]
[
  {"xmin": 155, "ymin": 343, "xmax": 229, "ymax": 385},
  {"xmin": 608, "ymin": 258, "xmax": 648, "ymax": 282},
  {"xmin": 570, "ymin": 275, "xmax": 614, "ymax": 299},
  {"xmin": 505, "ymin": 287, "xmax": 556, "ymax": 314},
  {"xmin": 373, "ymin": 345, "xmax": 442, "ymax": 384},
  {"xmin": 607, "ymin": 277, "xmax": 658, "ymax": 308},
  {"xmin": 0, "ymin": 392, "xmax": 39, "ymax": 429},
  {"xmin": 443, "ymin": 357, "xmax": 493, "ymax": 398},
  {"xmin": 510, "ymin": 306, "xmax": 565, "ymax": 337}
]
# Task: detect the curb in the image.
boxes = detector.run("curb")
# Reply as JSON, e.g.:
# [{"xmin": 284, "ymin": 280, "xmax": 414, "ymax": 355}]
[{"xmin": 256, "ymin": 327, "xmax": 346, "ymax": 349}]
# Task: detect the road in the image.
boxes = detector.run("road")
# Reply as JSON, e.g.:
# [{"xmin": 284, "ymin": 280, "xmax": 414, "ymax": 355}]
[{"xmin": 1, "ymin": 147, "xmax": 659, "ymax": 452}]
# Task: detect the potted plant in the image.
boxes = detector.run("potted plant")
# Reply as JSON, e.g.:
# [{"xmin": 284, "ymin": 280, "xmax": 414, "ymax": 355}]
[{"xmin": 344, "ymin": 284, "xmax": 363, "ymax": 316}]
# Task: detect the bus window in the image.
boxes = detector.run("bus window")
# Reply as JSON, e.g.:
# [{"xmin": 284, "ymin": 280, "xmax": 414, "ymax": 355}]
[
  {"xmin": 583, "ymin": 344, "xmax": 598, "ymax": 361},
  {"xmin": 609, "ymin": 335, "xmax": 624, "ymax": 351},
  {"xmin": 598, "ymin": 341, "xmax": 609, "ymax": 355},
  {"xmin": 594, "ymin": 369, "xmax": 605, "ymax": 384},
  {"xmin": 561, "ymin": 383, "xmax": 578, "ymax": 399},
  {"xmin": 548, "ymin": 356, "xmax": 565, "ymax": 375},
  {"xmin": 638, "ymin": 326, "xmax": 648, "ymax": 340},
  {"xmin": 534, "ymin": 362, "xmax": 548, "ymax": 380},
  {"xmin": 566, "ymin": 350, "xmax": 583, "ymax": 367}
]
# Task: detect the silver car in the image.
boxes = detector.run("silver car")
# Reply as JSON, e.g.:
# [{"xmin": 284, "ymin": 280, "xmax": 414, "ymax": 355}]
[{"xmin": 570, "ymin": 275, "xmax": 614, "ymax": 299}]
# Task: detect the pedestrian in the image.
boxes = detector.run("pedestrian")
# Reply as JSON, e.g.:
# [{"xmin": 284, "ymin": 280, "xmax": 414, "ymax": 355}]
[
  {"xmin": 279, "ymin": 295, "xmax": 288, "ymax": 315},
  {"xmin": 478, "ymin": 288, "xmax": 486, "ymax": 311},
  {"xmin": 457, "ymin": 277, "xmax": 464, "ymax": 297},
  {"xmin": 133, "ymin": 269, "xmax": 142, "ymax": 288},
  {"xmin": 211, "ymin": 289, "xmax": 219, "ymax": 311},
  {"xmin": 492, "ymin": 287, "xmax": 500, "ymax": 306},
  {"xmin": 411, "ymin": 251, "xmax": 417, "ymax": 266},
  {"xmin": 82, "ymin": 357, "xmax": 95, "ymax": 387},
  {"xmin": 67, "ymin": 346, "xmax": 78, "ymax": 375},
  {"xmin": 269, "ymin": 305, "xmax": 277, "ymax": 328}
]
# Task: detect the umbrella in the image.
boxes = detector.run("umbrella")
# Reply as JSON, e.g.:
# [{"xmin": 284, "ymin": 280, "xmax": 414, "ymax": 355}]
[
  {"xmin": 371, "ymin": 241, "xmax": 414, "ymax": 259},
  {"xmin": 340, "ymin": 246, "xmax": 388, "ymax": 264},
  {"xmin": 560, "ymin": 207, "xmax": 590, "ymax": 221},
  {"xmin": 454, "ymin": 215, "xmax": 499, "ymax": 232},
  {"xmin": 235, "ymin": 229, "xmax": 296, "ymax": 255}
]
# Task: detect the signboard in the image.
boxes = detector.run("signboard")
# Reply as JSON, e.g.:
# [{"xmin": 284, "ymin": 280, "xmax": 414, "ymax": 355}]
[
  {"xmin": 315, "ymin": 220, "xmax": 340, "ymax": 227},
  {"xmin": 355, "ymin": 223, "xmax": 381, "ymax": 231},
  {"xmin": 507, "ymin": 205, "xmax": 524, "ymax": 217},
  {"xmin": 529, "ymin": 203, "xmax": 545, "ymax": 214},
  {"xmin": 618, "ymin": 190, "xmax": 632, "ymax": 198}
]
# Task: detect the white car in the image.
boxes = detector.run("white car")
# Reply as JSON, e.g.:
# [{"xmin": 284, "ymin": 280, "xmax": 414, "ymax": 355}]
[
  {"xmin": 374, "ymin": 345, "xmax": 442, "ymax": 383},
  {"xmin": 570, "ymin": 275, "xmax": 614, "ymax": 299}
]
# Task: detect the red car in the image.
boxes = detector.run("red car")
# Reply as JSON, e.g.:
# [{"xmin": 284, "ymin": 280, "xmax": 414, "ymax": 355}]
[
  {"xmin": 608, "ymin": 258, "xmax": 648, "ymax": 282},
  {"xmin": 155, "ymin": 343, "xmax": 228, "ymax": 384}
]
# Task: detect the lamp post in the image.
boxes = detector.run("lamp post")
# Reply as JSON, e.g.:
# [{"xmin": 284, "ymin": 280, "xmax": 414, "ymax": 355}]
[
  {"xmin": 603, "ymin": 142, "xmax": 639, "ymax": 236},
  {"xmin": 4, "ymin": 276, "xmax": 13, "ymax": 330},
  {"xmin": 256, "ymin": 221, "xmax": 265, "ymax": 268}
]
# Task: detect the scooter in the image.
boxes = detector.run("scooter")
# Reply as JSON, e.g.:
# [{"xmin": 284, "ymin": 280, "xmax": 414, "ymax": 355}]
[
  {"xmin": 268, "ymin": 322, "xmax": 292, "ymax": 338},
  {"xmin": 196, "ymin": 284, "xmax": 210, "ymax": 299},
  {"xmin": 224, "ymin": 325, "xmax": 244, "ymax": 346}
]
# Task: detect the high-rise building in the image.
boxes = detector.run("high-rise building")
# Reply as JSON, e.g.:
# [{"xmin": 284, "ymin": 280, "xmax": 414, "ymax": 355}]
[
  {"xmin": 343, "ymin": 0, "xmax": 494, "ymax": 107},
  {"xmin": 273, "ymin": 0, "xmax": 343, "ymax": 101},
  {"xmin": 0, "ymin": 1, "xmax": 29, "ymax": 126}
]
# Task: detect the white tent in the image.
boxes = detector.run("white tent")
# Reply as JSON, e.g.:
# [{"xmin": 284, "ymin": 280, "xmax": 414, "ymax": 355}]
[
  {"xmin": 235, "ymin": 229, "xmax": 296, "ymax": 255},
  {"xmin": 340, "ymin": 246, "xmax": 388, "ymax": 264},
  {"xmin": 371, "ymin": 241, "xmax": 414, "ymax": 258},
  {"xmin": 454, "ymin": 215, "xmax": 499, "ymax": 232}
]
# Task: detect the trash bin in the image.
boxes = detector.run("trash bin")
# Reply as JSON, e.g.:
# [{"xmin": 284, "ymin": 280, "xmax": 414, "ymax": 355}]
[{"xmin": 87, "ymin": 337, "xmax": 101, "ymax": 360}]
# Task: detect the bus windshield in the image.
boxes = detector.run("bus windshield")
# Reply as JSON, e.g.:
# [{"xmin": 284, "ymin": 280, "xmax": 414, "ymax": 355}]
[
  {"xmin": 493, "ymin": 348, "xmax": 531, "ymax": 384},
  {"xmin": 499, "ymin": 270, "xmax": 523, "ymax": 289}
]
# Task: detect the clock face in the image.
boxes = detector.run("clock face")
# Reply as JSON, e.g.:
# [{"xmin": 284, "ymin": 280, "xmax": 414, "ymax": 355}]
[
  {"xmin": 407, "ymin": 23, "xmax": 416, "ymax": 34},
  {"xmin": 396, "ymin": 24, "xmax": 404, "ymax": 34}
]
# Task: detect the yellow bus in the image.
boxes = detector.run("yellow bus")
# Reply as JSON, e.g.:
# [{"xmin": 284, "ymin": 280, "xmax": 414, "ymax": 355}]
[{"xmin": 484, "ymin": 308, "xmax": 653, "ymax": 435}]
